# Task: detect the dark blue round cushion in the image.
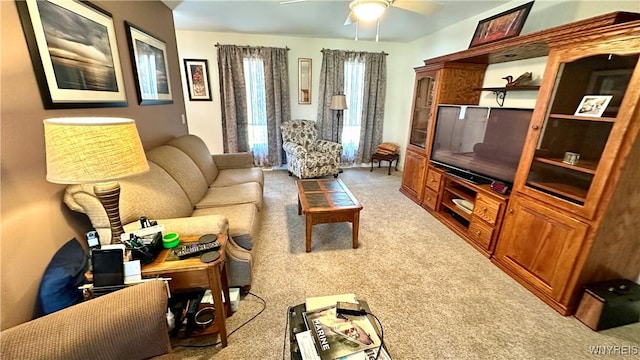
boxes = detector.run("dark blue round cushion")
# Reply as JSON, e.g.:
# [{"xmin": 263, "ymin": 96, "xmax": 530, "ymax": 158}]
[{"xmin": 37, "ymin": 238, "xmax": 88, "ymax": 315}]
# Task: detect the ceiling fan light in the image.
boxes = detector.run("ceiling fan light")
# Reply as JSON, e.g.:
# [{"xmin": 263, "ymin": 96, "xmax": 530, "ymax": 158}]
[{"xmin": 350, "ymin": 0, "xmax": 388, "ymax": 22}]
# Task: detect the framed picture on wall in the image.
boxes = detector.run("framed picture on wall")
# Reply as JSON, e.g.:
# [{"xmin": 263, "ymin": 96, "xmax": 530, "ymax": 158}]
[
  {"xmin": 125, "ymin": 22, "xmax": 173, "ymax": 105},
  {"xmin": 468, "ymin": 1, "xmax": 533, "ymax": 48},
  {"xmin": 16, "ymin": 0, "xmax": 127, "ymax": 109},
  {"xmin": 183, "ymin": 59, "xmax": 212, "ymax": 101}
]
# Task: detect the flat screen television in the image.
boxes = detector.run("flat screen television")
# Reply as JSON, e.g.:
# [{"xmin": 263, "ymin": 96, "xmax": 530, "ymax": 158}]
[{"xmin": 430, "ymin": 105, "xmax": 533, "ymax": 185}]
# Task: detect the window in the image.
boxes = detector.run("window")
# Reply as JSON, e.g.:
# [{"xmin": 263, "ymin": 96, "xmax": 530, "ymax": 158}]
[
  {"xmin": 243, "ymin": 56, "xmax": 269, "ymax": 165},
  {"xmin": 342, "ymin": 58, "xmax": 365, "ymax": 163}
]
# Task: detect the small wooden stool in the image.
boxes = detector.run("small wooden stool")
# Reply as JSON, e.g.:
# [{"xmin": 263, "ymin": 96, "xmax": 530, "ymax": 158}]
[{"xmin": 370, "ymin": 152, "xmax": 399, "ymax": 175}]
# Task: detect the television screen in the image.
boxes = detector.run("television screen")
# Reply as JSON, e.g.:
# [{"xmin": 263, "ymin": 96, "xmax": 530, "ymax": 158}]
[{"xmin": 430, "ymin": 105, "xmax": 532, "ymax": 184}]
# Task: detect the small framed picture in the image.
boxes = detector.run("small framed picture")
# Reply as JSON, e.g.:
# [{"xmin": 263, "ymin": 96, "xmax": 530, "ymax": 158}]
[
  {"xmin": 183, "ymin": 59, "xmax": 212, "ymax": 101},
  {"xmin": 125, "ymin": 22, "xmax": 173, "ymax": 105},
  {"xmin": 574, "ymin": 95, "xmax": 613, "ymax": 117}
]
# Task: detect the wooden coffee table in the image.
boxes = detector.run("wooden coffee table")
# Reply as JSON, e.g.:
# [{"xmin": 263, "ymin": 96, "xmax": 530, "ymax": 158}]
[
  {"xmin": 141, "ymin": 234, "xmax": 231, "ymax": 347},
  {"xmin": 297, "ymin": 178, "xmax": 363, "ymax": 252}
]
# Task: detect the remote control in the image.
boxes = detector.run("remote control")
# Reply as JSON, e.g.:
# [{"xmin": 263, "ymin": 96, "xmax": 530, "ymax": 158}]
[{"xmin": 174, "ymin": 241, "xmax": 221, "ymax": 259}]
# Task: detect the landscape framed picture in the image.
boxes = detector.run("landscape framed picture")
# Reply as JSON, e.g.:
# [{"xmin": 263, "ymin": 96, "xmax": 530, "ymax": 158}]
[
  {"xmin": 468, "ymin": 1, "xmax": 533, "ymax": 48},
  {"xmin": 574, "ymin": 95, "xmax": 613, "ymax": 117},
  {"xmin": 16, "ymin": 0, "xmax": 127, "ymax": 109},
  {"xmin": 125, "ymin": 22, "xmax": 173, "ymax": 105},
  {"xmin": 183, "ymin": 59, "xmax": 212, "ymax": 101}
]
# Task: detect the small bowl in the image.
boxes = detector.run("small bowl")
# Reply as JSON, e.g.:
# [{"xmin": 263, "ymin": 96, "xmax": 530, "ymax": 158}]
[{"xmin": 162, "ymin": 232, "xmax": 180, "ymax": 248}]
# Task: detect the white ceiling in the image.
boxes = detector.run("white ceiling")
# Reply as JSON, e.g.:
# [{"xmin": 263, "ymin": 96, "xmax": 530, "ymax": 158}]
[{"xmin": 163, "ymin": 0, "xmax": 512, "ymax": 43}]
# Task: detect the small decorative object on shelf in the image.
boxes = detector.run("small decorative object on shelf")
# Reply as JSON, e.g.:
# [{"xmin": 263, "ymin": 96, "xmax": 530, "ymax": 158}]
[
  {"xmin": 503, "ymin": 72, "xmax": 533, "ymax": 87},
  {"xmin": 574, "ymin": 95, "xmax": 613, "ymax": 117}
]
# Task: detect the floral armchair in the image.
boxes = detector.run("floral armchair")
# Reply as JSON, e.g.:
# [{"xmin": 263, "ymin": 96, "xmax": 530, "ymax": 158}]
[{"xmin": 281, "ymin": 120, "xmax": 343, "ymax": 179}]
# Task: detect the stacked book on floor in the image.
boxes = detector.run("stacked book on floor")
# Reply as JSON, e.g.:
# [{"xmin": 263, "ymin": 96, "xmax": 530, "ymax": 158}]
[{"xmin": 294, "ymin": 294, "xmax": 390, "ymax": 360}]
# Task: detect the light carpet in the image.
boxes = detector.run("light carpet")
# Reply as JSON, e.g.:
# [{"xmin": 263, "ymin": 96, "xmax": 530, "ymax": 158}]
[{"xmin": 172, "ymin": 168, "xmax": 639, "ymax": 359}]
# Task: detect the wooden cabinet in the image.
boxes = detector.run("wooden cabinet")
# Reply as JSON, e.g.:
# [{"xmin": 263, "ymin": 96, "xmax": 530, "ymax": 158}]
[
  {"xmin": 493, "ymin": 196, "xmax": 589, "ymax": 313},
  {"xmin": 400, "ymin": 12, "xmax": 640, "ymax": 315},
  {"xmin": 421, "ymin": 166, "xmax": 443, "ymax": 210},
  {"xmin": 492, "ymin": 22, "xmax": 640, "ymax": 315},
  {"xmin": 434, "ymin": 174, "xmax": 508, "ymax": 257},
  {"xmin": 399, "ymin": 148, "xmax": 427, "ymax": 202},
  {"xmin": 400, "ymin": 63, "xmax": 486, "ymax": 204}
]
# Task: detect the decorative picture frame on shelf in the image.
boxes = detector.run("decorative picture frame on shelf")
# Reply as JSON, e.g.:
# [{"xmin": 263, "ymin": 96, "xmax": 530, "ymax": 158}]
[
  {"xmin": 125, "ymin": 22, "xmax": 172, "ymax": 105},
  {"xmin": 16, "ymin": 0, "xmax": 127, "ymax": 109},
  {"xmin": 468, "ymin": 1, "xmax": 534, "ymax": 48},
  {"xmin": 574, "ymin": 95, "xmax": 613, "ymax": 117},
  {"xmin": 586, "ymin": 69, "xmax": 633, "ymax": 114},
  {"xmin": 183, "ymin": 59, "xmax": 212, "ymax": 101}
]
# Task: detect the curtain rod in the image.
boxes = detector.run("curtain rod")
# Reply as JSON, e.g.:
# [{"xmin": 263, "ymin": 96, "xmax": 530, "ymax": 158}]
[
  {"xmin": 321, "ymin": 48, "xmax": 388, "ymax": 55},
  {"xmin": 215, "ymin": 43, "xmax": 289, "ymax": 50}
]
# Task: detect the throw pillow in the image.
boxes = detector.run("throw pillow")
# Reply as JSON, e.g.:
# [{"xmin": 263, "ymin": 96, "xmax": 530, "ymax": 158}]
[{"xmin": 37, "ymin": 237, "xmax": 88, "ymax": 316}]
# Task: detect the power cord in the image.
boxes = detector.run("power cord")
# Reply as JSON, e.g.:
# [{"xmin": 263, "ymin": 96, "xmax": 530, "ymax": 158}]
[
  {"xmin": 173, "ymin": 291, "xmax": 266, "ymax": 348},
  {"xmin": 282, "ymin": 305, "xmax": 291, "ymax": 360},
  {"xmin": 364, "ymin": 311, "xmax": 385, "ymax": 360}
]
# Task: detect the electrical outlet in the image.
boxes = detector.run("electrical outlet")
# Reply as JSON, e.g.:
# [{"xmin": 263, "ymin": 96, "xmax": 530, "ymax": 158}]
[{"xmin": 181, "ymin": 114, "xmax": 186, "ymax": 124}]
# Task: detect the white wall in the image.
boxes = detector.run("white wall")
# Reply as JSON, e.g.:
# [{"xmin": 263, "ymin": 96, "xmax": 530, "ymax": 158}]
[{"xmin": 175, "ymin": 0, "xmax": 639, "ymax": 166}]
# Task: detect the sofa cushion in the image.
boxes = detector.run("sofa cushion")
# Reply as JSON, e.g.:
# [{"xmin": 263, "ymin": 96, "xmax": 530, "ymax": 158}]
[
  {"xmin": 197, "ymin": 182, "xmax": 263, "ymax": 211},
  {"xmin": 118, "ymin": 163, "xmax": 194, "ymax": 226},
  {"xmin": 37, "ymin": 238, "xmax": 88, "ymax": 315},
  {"xmin": 193, "ymin": 203, "xmax": 260, "ymax": 250},
  {"xmin": 213, "ymin": 168, "xmax": 264, "ymax": 189},
  {"xmin": 167, "ymin": 134, "xmax": 219, "ymax": 185},
  {"xmin": 146, "ymin": 146, "xmax": 209, "ymax": 206}
]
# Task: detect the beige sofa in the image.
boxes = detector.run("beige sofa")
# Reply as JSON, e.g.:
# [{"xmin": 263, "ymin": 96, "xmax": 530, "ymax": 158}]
[
  {"xmin": 64, "ymin": 134, "xmax": 263, "ymax": 288},
  {"xmin": 0, "ymin": 281, "xmax": 176, "ymax": 360}
]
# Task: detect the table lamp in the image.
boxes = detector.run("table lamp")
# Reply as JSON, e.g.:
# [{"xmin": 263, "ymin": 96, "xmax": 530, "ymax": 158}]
[
  {"xmin": 329, "ymin": 94, "xmax": 347, "ymax": 143},
  {"xmin": 44, "ymin": 117, "xmax": 149, "ymax": 244}
]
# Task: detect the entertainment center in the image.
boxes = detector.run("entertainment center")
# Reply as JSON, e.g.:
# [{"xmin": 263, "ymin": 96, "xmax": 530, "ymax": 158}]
[{"xmin": 400, "ymin": 12, "xmax": 640, "ymax": 315}]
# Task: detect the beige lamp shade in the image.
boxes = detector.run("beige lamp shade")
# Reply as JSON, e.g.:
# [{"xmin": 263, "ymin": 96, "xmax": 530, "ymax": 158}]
[
  {"xmin": 44, "ymin": 117, "xmax": 149, "ymax": 184},
  {"xmin": 330, "ymin": 94, "xmax": 348, "ymax": 110}
]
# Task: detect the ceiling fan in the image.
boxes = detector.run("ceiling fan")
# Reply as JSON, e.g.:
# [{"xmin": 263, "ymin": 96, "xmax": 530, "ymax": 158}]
[{"xmin": 280, "ymin": 0, "xmax": 443, "ymax": 25}]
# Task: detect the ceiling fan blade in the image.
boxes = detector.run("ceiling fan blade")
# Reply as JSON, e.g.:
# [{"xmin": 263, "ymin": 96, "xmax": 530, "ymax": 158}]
[
  {"xmin": 279, "ymin": 0, "xmax": 307, "ymax": 4},
  {"xmin": 391, "ymin": 0, "xmax": 444, "ymax": 16},
  {"xmin": 344, "ymin": 11, "xmax": 357, "ymax": 26}
]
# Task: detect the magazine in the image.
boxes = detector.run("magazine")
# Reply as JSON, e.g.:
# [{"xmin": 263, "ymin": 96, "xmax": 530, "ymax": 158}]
[{"xmin": 303, "ymin": 305, "xmax": 381, "ymax": 360}]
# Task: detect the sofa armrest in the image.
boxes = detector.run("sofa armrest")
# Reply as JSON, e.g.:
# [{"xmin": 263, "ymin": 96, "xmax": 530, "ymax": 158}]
[
  {"xmin": 212, "ymin": 152, "xmax": 255, "ymax": 169},
  {"xmin": 282, "ymin": 142, "xmax": 307, "ymax": 159},
  {"xmin": 0, "ymin": 281, "xmax": 173, "ymax": 360},
  {"xmin": 123, "ymin": 215, "xmax": 229, "ymax": 238}
]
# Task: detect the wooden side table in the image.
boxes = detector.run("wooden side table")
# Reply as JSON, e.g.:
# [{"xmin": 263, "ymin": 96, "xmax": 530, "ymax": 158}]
[
  {"xmin": 141, "ymin": 234, "xmax": 231, "ymax": 347},
  {"xmin": 370, "ymin": 152, "xmax": 399, "ymax": 175}
]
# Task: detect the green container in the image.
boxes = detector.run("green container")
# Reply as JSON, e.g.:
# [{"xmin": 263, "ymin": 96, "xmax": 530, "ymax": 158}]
[{"xmin": 162, "ymin": 232, "xmax": 180, "ymax": 249}]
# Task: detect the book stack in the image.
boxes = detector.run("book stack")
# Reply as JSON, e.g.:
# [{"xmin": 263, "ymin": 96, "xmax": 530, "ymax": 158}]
[
  {"xmin": 375, "ymin": 143, "xmax": 398, "ymax": 155},
  {"xmin": 294, "ymin": 294, "xmax": 390, "ymax": 360}
]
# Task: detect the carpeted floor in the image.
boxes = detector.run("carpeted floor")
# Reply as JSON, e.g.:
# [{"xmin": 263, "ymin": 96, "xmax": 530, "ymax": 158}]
[{"xmin": 172, "ymin": 168, "xmax": 639, "ymax": 359}]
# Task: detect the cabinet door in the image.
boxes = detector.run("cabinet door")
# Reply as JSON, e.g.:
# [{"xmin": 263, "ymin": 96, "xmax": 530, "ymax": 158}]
[
  {"xmin": 408, "ymin": 74, "xmax": 436, "ymax": 149},
  {"xmin": 400, "ymin": 150, "xmax": 427, "ymax": 202},
  {"xmin": 515, "ymin": 47, "xmax": 640, "ymax": 219},
  {"xmin": 494, "ymin": 195, "xmax": 589, "ymax": 301}
]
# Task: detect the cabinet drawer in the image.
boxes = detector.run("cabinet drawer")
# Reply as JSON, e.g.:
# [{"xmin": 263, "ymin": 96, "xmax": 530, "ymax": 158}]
[
  {"xmin": 422, "ymin": 188, "xmax": 438, "ymax": 210},
  {"xmin": 425, "ymin": 168, "xmax": 442, "ymax": 191},
  {"xmin": 468, "ymin": 217, "xmax": 494, "ymax": 250},
  {"xmin": 473, "ymin": 194, "xmax": 501, "ymax": 225}
]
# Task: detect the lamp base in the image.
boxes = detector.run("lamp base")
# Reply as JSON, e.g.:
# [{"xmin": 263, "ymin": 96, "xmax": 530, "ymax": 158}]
[{"xmin": 94, "ymin": 182, "xmax": 124, "ymax": 244}]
